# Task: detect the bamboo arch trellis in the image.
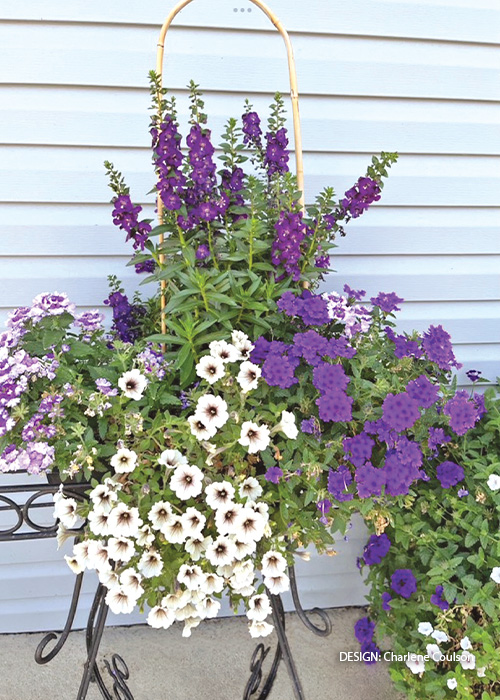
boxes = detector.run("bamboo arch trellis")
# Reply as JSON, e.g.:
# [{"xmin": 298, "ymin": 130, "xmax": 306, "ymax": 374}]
[{"xmin": 155, "ymin": 0, "xmax": 306, "ymax": 335}]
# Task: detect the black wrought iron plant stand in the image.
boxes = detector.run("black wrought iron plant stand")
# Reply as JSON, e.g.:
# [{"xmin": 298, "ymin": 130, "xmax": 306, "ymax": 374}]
[{"xmin": 0, "ymin": 478, "xmax": 332, "ymax": 699}]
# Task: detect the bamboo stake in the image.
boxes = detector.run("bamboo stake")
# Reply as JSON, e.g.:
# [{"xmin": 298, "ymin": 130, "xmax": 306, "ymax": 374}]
[{"xmin": 155, "ymin": 0, "xmax": 305, "ymax": 335}]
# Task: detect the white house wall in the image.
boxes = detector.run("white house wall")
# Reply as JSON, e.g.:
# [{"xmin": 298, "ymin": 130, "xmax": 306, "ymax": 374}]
[{"xmin": 0, "ymin": 0, "xmax": 498, "ymax": 632}]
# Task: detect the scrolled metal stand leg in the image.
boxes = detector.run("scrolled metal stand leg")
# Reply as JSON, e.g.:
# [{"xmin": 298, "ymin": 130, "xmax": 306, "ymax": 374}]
[
  {"xmin": 243, "ymin": 635, "xmax": 282, "ymax": 700},
  {"xmin": 77, "ymin": 584, "xmax": 111, "ymax": 700},
  {"xmin": 288, "ymin": 564, "xmax": 332, "ymax": 637},
  {"xmin": 268, "ymin": 594, "xmax": 305, "ymax": 700},
  {"xmin": 35, "ymin": 572, "xmax": 84, "ymax": 664}
]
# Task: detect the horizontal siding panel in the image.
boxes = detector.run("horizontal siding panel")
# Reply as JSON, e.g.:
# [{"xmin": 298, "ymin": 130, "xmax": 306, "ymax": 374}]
[
  {"xmin": 3, "ymin": 90, "xmax": 500, "ymax": 155},
  {"xmin": 0, "ymin": 0, "xmax": 498, "ymax": 44},
  {"xmin": 1, "ymin": 151, "xmax": 498, "ymax": 206},
  {"xmin": 0, "ymin": 25, "xmax": 498, "ymax": 101}
]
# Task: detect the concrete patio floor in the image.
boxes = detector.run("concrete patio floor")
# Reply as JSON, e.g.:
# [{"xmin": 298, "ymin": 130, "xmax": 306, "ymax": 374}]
[{"xmin": 0, "ymin": 607, "xmax": 404, "ymax": 700}]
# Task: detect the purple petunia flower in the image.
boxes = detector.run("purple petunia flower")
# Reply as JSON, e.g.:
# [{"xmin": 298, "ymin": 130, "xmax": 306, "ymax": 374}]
[
  {"xmin": 354, "ymin": 617, "xmax": 375, "ymax": 644},
  {"xmin": 264, "ymin": 466, "xmax": 283, "ymax": 484},
  {"xmin": 436, "ymin": 460, "xmax": 464, "ymax": 489},
  {"xmin": 360, "ymin": 640, "xmax": 381, "ymax": 665},
  {"xmin": 430, "ymin": 585, "xmax": 450, "ymax": 611},
  {"xmin": 381, "ymin": 592, "xmax": 392, "ymax": 611},
  {"xmin": 363, "ymin": 533, "xmax": 391, "ymax": 566},
  {"xmin": 391, "ymin": 569, "xmax": 417, "ymax": 599}
]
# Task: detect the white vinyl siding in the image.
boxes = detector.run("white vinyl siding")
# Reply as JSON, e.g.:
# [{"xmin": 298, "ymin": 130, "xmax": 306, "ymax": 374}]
[{"xmin": 0, "ymin": 0, "xmax": 498, "ymax": 631}]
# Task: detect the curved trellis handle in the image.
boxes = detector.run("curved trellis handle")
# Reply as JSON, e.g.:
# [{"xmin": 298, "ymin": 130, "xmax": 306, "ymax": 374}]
[{"xmin": 155, "ymin": 0, "xmax": 305, "ymax": 334}]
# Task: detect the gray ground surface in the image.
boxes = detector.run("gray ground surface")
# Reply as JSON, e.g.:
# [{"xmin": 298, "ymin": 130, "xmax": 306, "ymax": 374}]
[{"xmin": 0, "ymin": 607, "xmax": 404, "ymax": 700}]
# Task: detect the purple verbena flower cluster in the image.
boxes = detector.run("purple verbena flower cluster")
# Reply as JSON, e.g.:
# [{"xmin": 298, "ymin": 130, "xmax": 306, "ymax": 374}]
[{"xmin": 444, "ymin": 390, "xmax": 482, "ymax": 436}]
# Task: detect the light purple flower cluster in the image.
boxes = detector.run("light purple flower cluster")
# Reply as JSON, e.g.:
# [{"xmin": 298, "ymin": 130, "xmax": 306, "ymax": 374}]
[
  {"xmin": 277, "ymin": 291, "xmax": 330, "ymax": 327},
  {"xmin": 370, "ymin": 291, "xmax": 404, "ymax": 315},
  {"xmin": 343, "ymin": 433, "xmax": 374, "ymax": 467},
  {"xmin": 428, "ymin": 427, "xmax": 450, "ymax": 453},
  {"xmin": 136, "ymin": 345, "xmax": 170, "ymax": 379},
  {"xmin": 436, "ymin": 460, "xmax": 464, "ymax": 489},
  {"xmin": 0, "ymin": 441, "xmax": 55, "ymax": 475},
  {"xmin": 95, "ymin": 378, "xmax": 118, "ymax": 397},
  {"xmin": 264, "ymin": 128, "xmax": 289, "ymax": 177},
  {"xmin": 21, "ymin": 394, "xmax": 64, "ymax": 442},
  {"xmin": 327, "ymin": 465, "xmax": 354, "ymax": 502},
  {"xmin": 444, "ymin": 390, "xmax": 482, "ymax": 436},
  {"xmin": 323, "ymin": 288, "xmax": 372, "ymax": 337},
  {"xmin": 337, "ymin": 177, "xmax": 381, "ymax": 221},
  {"xmin": 422, "ymin": 324, "xmax": 462, "ymax": 371},
  {"xmin": 271, "ymin": 211, "xmax": 306, "ymax": 281},
  {"xmin": 74, "ymin": 310, "xmax": 104, "ymax": 333}
]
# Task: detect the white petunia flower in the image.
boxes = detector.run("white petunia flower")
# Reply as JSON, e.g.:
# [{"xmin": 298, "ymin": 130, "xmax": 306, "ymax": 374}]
[
  {"xmin": 264, "ymin": 573, "xmax": 290, "ymax": 595},
  {"xmin": 120, "ymin": 569, "xmax": 144, "ymax": 599},
  {"xmin": 235, "ymin": 507, "xmax": 266, "ymax": 543},
  {"xmin": 405, "ymin": 654, "xmax": 425, "ymax": 675},
  {"xmin": 426, "ymin": 644, "xmax": 442, "ymax": 662},
  {"xmin": 73, "ymin": 540, "xmax": 92, "ymax": 569},
  {"xmin": 53, "ymin": 497, "xmax": 79, "ymax": 528},
  {"xmin": 98, "ymin": 570, "xmax": 120, "ymax": 589},
  {"xmin": 205, "ymin": 481, "xmax": 235, "ymax": 510},
  {"xmin": 170, "ymin": 464, "xmax": 204, "ymax": 500},
  {"xmin": 110, "ymin": 447, "xmax": 138, "ymax": 474},
  {"xmin": 201, "ymin": 572, "xmax": 224, "ymax": 595},
  {"xmin": 447, "ymin": 678, "xmax": 458, "ymax": 690},
  {"xmin": 199, "ymin": 597, "xmax": 221, "ymax": 620},
  {"xmin": 136, "ymin": 524, "xmax": 155, "ymax": 548},
  {"xmin": 118, "ymin": 369, "xmax": 147, "ymax": 400},
  {"xmin": 459, "ymin": 651, "xmax": 476, "ymax": 670},
  {"xmin": 417, "ymin": 622, "xmax": 434, "ymax": 636},
  {"xmin": 89, "ymin": 484, "xmax": 117, "ymax": 513},
  {"xmin": 64, "ymin": 555, "xmax": 84, "ymax": 574},
  {"xmin": 273, "ymin": 410, "xmax": 298, "ymax": 440},
  {"xmin": 182, "ymin": 617, "xmax": 202, "ymax": 637},
  {"xmin": 147, "ymin": 606, "xmax": 175, "ymax": 629},
  {"xmin": 209, "ymin": 340, "xmax": 239, "ymax": 364},
  {"xmin": 108, "ymin": 503, "xmax": 143, "ymax": 538},
  {"xmin": 206, "ymin": 535, "xmax": 237, "ymax": 567},
  {"xmin": 231, "ymin": 331, "xmax": 254, "ymax": 360},
  {"xmin": 178, "ymin": 564, "xmax": 204, "ymax": 591},
  {"xmin": 195, "ymin": 394, "xmax": 229, "ymax": 429},
  {"xmin": 238, "ymin": 421, "xmax": 270, "ymax": 454},
  {"xmin": 248, "ymin": 500, "xmax": 269, "ymax": 521},
  {"xmin": 181, "ymin": 507, "xmax": 206, "ymax": 538},
  {"xmin": 232, "ymin": 537, "xmax": 257, "ymax": 560},
  {"xmin": 148, "ymin": 501, "xmax": 174, "ymax": 531},
  {"xmin": 431, "ymin": 630, "xmax": 449, "ymax": 644},
  {"xmin": 88, "ymin": 509, "xmax": 112, "ymax": 537},
  {"xmin": 230, "ymin": 560, "xmax": 254, "ymax": 585},
  {"xmin": 215, "ymin": 502, "xmax": 243, "ymax": 536},
  {"xmin": 188, "ymin": 414, "xmax": 218, "ymax": 441},
  {"xmin": 158, "ymin": 449, "xmax": 188, "ymax": 469},
  {"xmin": 138, "ymin": 549, "xmax": 164, "ymax": 578},
  {"xmin": 490, "ymin": 567, "xmax": 500, "ymax": 584},
  {"xmin": 238, "ymin": 477, "xmax": 262, "ymax": 502},
  {"xmin": 231, "ymin": 330, "xmax": 249, "ymax": 348},
  {"xmin": 261, "ymin": 551, "xmax": 287, "ymax": 578},
  {"xmin": 185, "ymin": 535, "xmax": 212, "ymax": 561},
  {"xmin": 237, "ymin": 361, "xmax": 261, "ymax": 393},
  {"xmin": 162, "ymin": 515, "xmax": 187, "ymax": 544},
  {"xmin": 249, "ymin": 620, "xmax": 274, "ymax": 638},
  {"xmin": 105, "ymin": 585, "xmax": 136, "ymax": 615},
  {"xmin": 86, "ymin": 540, "xmax": 111, "ymax": 572},
  {"xmin": 487, "ymin": 474, "xmax": 500, "ymax": 491},
  {"xmin": 103, "ymin": 476, "xmax": 123, "ymax": 493},
  {"xmin": 460, "ymin": 636, "xmax": 472, "ymax": 651},
  {"xmin": 247, "ymin": 593, "xmax": 272, "ymax": 622},
  {"xmin": 477, "ymin": 667, "xmax": 486, "ymax": 678},
  {"xmin": 107, "ymin": 537, "xmax": 135, "ymax": 563},
  {"xmin": 195, "ymin": 355, "xmax": 225, "ymax": 384}
]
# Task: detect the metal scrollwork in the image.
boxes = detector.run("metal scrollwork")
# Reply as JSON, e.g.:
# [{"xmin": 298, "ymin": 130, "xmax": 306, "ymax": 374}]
[
  {"xmin": 289, "ymin": 564, "xmax": 332, "ymax": 637},
  {"xmin": 103, "ymin": 654, "xmax": 135, "ymax": 700}
]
